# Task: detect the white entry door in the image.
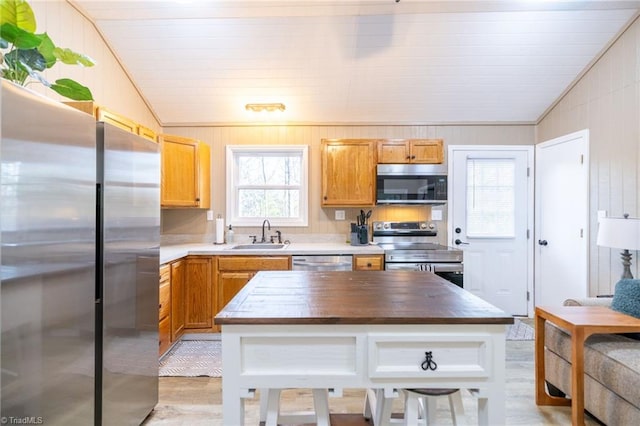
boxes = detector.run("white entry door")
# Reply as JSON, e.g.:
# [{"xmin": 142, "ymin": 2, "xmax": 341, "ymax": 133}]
[
  {"xmin": 535, "ymin": 130, "xmax": 589, "ymax": 307},
  {"xmin": 449, "ymin": 146, "xmax": 534, "ymax": 316}
]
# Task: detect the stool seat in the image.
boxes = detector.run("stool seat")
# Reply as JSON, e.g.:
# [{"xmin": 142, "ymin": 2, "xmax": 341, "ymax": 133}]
[
  {"xmin": 366, "ymin": 388, "xmax": 465, "ymax": 426},
  {"xmin": 406, "ymin": 388, "xmax": 459, "ymax": 397}
]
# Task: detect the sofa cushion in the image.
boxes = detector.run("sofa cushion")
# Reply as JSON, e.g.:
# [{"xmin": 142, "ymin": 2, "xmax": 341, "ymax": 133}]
[
  {"xmin": 611, "ymin": 279, "xmax": 640, "ymax": 318},
  {"xmin": 545, "ymin": 322, "xmax": 640, "ymax": 408}
]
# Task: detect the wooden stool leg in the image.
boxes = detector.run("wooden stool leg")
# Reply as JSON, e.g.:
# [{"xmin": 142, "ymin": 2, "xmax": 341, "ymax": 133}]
[
  {"xmin": 264, "ymin": 389, "xmax": 281, "ymax": 426},
  {"xmin": 312, "ymin": 388, "xmax": 331, "ymax": 426},
  {"xmin": 259, "ymin": 388, "xmax": 268, "ymax": 422}
]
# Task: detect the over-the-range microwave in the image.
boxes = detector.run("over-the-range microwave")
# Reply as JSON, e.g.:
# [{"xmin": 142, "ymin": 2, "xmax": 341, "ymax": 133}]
[{"xmin": 376, "ymin": 164, "xmax": 447, "ymax": 205}]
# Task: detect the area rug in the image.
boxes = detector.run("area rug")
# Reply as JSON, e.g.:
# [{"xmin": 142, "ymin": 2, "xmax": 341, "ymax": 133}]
[
  {"xmin": 506, "ymin": 318, "xmax": 535, "ymax": 340},
  {"xmin": 159, "ymin": 340, "xmax": 222, "ymax": 377}
]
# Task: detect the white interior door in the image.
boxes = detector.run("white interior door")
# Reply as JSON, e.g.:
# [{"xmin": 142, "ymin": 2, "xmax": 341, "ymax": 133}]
[
  {"xmin": 535, "ymin": 130, "xmax": 589, "ymax": 307},
  {"xmin": 449, "ymin": 146, "xmax": 533, "ymax": 316}
]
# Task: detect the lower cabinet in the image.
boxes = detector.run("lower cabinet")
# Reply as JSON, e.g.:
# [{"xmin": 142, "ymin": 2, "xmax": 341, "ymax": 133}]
[
  {"xmin": 184, "ymin": 256, "xmax": 213, "ymax": 330},
  {"xmin": 159, "ymin": 264, "xmax": 172, "ymax": 355},
  {"xmin": 170, "ymin": 259, "xmax": 185, "ymax": 340},
  {"xmin": 353, "ymin": 254, "xmax": 384, "ymax": 271},
  {"xmin": 216, "ymin": 256, "xmax": 291, "ymax": 315}
]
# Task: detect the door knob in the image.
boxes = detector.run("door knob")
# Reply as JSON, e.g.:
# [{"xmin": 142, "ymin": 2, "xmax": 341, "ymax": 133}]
[
  {"xmin": 538, "ymin": 239, "xmax": 548, "ymax": 246},
  {"xmin": 454, "ymin": 239, "xmax": 469, "ymax": 245}
]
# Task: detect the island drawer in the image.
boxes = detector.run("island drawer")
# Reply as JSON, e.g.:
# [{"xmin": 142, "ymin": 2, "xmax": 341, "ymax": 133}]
[{"xmin": 367, "ymin": 333, "xmax": 491, "ymax": 379}]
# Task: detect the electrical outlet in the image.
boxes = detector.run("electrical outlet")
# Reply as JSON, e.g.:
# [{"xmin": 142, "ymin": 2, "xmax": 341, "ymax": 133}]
[
  {"xmin": 206, "ymin": 210, "xmax": 215, "ymax": 221},
  {"xmin": 431, "ymin": 209, "xmax": 443, "ymax": 221},
  {"xmin": 335, "ymin": 210, "xmax": 345, "ymax": 220}
]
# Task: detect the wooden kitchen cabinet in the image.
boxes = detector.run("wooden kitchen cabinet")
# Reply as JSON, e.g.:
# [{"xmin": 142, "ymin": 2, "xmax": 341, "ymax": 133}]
[
  {"xmin": 216, "ymin": 256, "xmax": 291, "ymax": 314},
  {"xmin": 184, "ymin": 256, "xmax": 213, "ymax": 330},
  {"xmin": 159, "ymin": 264, "xmax": 171, "ymax": 355},
  {"xmin": 160, "ymin": 134, "xmax": 210, "ymax": 209},
  {"xmin": 137, "ymin": 124, "xmax": 157, "ymax": 142},
  {"xmin": 378, "ymin": 139, "xmax": 444, "ymax": 164},
  {"xmin": 353, "ymin": 254, "xmax": 384, "ymax": 271},
  {"xmin": 96, "ymin": 106, "xmax": 138, "ymax": 134},
  {"xmin": 170, "ymin": 259, "xmax": 185, "ymax": 341},
  {"xmin": 321, "ymin": 139, "xmax": 378, "ymax": 207}
]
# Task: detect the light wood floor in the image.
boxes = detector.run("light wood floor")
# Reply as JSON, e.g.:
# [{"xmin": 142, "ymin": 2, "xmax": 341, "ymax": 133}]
[{"xmin": 143, "ymin": 340, "xmax": 602, "ymax": 425}]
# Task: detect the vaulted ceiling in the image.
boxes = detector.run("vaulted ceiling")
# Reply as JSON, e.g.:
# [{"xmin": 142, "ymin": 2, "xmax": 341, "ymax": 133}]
[{"xmin": 72, "ymin": 1, "xmax": 640, "ymax": 126}]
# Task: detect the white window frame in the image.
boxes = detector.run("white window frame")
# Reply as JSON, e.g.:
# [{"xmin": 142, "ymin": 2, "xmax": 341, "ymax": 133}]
[{"xmin": 226, "ymin": 145, "xmax": 309, "ymax": 227}]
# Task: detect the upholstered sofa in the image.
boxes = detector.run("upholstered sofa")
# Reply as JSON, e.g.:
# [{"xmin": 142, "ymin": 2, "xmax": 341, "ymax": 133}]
[{"xmin": 544, "ymin": 296, "xmax": 640, "ymax": 425}]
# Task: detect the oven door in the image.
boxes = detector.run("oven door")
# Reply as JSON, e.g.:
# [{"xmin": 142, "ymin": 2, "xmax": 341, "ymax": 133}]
[{"xmin": 385, "ymin": 262, "xmax": 464, "ymax": 288}]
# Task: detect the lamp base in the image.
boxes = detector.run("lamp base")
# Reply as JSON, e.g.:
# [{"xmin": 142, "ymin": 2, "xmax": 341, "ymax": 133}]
[{"xmin": 621, "ymin": 249, "xmax": 634, "ymax": 279}]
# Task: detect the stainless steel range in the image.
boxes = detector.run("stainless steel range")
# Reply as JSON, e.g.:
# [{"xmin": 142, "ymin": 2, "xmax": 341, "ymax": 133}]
[{"xmin": 372, "ymin": 220, "xmax": 464, "ymax": 287}]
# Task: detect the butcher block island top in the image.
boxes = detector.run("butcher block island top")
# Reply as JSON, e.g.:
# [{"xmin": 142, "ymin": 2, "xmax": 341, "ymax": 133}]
[{"xmin": 214, "ymin": 270, "xmax": 513, "ymax": 325}]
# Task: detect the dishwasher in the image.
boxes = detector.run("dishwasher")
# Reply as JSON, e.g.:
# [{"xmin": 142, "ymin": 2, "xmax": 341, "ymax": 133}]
[{"xmin": 291, "ymin": 255, "xmax": 353, "ymax": 271}]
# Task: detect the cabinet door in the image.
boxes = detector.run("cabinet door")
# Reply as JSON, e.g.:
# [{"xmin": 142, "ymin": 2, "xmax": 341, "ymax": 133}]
[
  {"xmin": 96, "ymin": 106, "xmax": 138, "ymax": 133},
  {"xmin": 160, "ymin": 134, "xmax": 199, "ymax": 207},
  {"xmin": 159, "ymin": 315, "xmax": 171, "ymax": 356},
  {"xmin": 170, "ymin": 259, "xmax": 185, "ymax": 340},
  {"xmin": 137, "ymin": 124, "xmax": 157, "ymax": 142},
  {"xmin": 321, "ymin": 139, "xmax": 377, "ymax": 206},
  {"xmin": 218, "ymin": 271, "xmax": 254, "ymax": 312},
  {"xmin": 184, "ymin": 257, "xmax": 213, "ymax": 329},
  {"xmin": 410, "ymin": 139, "xmax": 444, "ymax": 164},
  {"xmin": 378, "ymin": 140, "xmax": 410, "ymax": 164}
]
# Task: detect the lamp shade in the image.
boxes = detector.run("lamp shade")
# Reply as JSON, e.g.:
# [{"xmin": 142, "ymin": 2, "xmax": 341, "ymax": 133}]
[{"xmin": 597, "ymin": 217, "xmax": 640, "ymax": 250}]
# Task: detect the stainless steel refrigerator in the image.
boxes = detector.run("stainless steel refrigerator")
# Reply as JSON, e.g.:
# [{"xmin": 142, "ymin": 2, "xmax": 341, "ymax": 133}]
[{"xmin": 1, "ymin": 80, "xmax": 159, "ymax": 425}]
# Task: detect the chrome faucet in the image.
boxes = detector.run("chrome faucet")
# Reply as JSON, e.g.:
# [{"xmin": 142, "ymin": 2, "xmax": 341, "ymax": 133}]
[{"xmin": 261, "ymin": 219, "xmax": 271, "ymax": 243}]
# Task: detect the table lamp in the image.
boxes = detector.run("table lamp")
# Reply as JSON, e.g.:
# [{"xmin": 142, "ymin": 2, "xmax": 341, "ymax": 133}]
[{"xmin": 597, "ymin": 214, "xmax": 640, "ymax": 279}]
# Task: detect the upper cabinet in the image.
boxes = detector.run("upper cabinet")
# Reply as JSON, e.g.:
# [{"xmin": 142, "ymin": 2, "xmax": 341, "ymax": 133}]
[
  {"xmin": 321, "ymin": 139, "xmax": 377, "ymax": 207},
  {"xmin": 378, "ymin": 139, "xmax": 444, "ymax": 164},
  {"xmin": 159, "ymin": 134, "xmax": 210, "ymax": 209},
  {"xmin": 65, "ymin": 102, "xmax": 158, "ymax": 142}
]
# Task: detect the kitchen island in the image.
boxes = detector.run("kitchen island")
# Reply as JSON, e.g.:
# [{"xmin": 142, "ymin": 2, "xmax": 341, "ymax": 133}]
[{"xmin": 214, "ymin": 270, "xmax": 513, "ymax": 425}]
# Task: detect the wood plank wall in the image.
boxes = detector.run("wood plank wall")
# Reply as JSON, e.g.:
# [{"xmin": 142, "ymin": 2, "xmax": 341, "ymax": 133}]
[
  {"xmin": 538, "ymin": 16, "xmax": 640, "ymax": 295},
  {"xmin": 161, "ymin": 124, "xmax": 534, "ymax": 245},
  {"xmin": 29, "ymin": 1, "xmax": 160, "ymax": 132}
]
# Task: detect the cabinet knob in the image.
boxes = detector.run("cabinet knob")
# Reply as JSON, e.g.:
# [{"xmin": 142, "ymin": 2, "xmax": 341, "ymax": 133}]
[
  {"xmin": 195, "ymin": 198, "xmax": 200, "ymax": 202},
  {"xmin": 411, "ymin": 155, "xmax": 416, "ymax": 159},
  {"xmin": 323, "ymin": 196, "xmax": 327, "ymax": 200},
  {"xmin": 159, "ymin": 304, "xmax": 162, "ymax": 309},
  {"xmin": 406, "ymin": 155, "xmax": 411, "ymax": 160},
  {"xmin": 367, "ymin": 263, "xmax": 372, "ymax": 267}
]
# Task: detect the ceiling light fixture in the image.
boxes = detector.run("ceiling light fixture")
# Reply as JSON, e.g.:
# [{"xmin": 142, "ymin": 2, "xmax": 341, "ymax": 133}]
[{"xmin": 245, "ymin": 103, "xmax": 286, "ymax": 112}]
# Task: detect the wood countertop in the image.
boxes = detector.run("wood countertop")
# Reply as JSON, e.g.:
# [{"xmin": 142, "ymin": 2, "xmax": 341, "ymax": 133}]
[{"xmin": 214, "ymin": 270, "xmax": 514, "ymax": 325}]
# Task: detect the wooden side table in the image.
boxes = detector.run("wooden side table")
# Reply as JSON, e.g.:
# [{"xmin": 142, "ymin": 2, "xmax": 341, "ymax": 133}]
[{"xmin": 535, "ymin": 306, "xmax": 640, "ymax": 425}]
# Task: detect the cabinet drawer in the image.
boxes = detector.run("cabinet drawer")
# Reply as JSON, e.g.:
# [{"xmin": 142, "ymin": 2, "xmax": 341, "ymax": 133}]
[
  {"xmin": 160, "ymin": 264, "xmax": 170, "ymax": 284},
  {"xmin": 159, "ymin": 281, "xmax": 171, "ymax": 320},
  {"xmin": 354, "ymin": 255, "xmax": 384, "ymax": 271},
  {"xmin": 367, "ymin": 333, "xmax": 491, "ymax": 379},
  {"xmin": 159, "ymin": 315, "xmax": 171, "ymax": 355},
  {"xmin": 218, "ymin": 256, "xmax": 290, "ymax": 271}
]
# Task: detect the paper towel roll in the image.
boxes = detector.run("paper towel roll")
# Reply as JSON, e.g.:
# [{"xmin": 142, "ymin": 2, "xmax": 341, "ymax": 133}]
[{"xmin": 215, "ymin": 216, "xmax": 225, "ymax": 244}]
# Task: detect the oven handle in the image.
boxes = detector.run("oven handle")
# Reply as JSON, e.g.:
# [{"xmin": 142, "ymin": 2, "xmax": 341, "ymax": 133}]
[{"xmin": 426, "ymin": 263, "xmax": 463, "ymax": 273}]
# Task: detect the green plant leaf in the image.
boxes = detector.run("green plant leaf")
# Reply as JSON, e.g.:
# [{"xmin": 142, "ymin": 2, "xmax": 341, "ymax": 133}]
[
  {"xmin": 0, "ymin": 0, "xmax": 36, "ymax": 32},
  {"xmin": 53, "ymin": 46, "xmax": 95, "ymax": 67},
  {"xmin": 35, "ymin": 32, "xmax": 56, "ymax": 68},
  {"xmin": 50, "ymin": 78, "xmax": 93, "ymax": 101},
  {"xmin": 0, "ymin": 22, "xmax": 40, "ymax": 48},
  {"xmin": 5, "ymin": 47, "xmax": 45, "ymax": 71}
]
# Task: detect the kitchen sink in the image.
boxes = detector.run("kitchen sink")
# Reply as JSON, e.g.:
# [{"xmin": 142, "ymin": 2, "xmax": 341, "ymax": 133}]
[{"xmin": 229, "ymin": 243, "xmax": 287, "ymax": 250}]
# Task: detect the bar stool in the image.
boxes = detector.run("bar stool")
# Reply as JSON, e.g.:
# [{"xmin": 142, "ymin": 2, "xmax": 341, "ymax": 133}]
[
  {"xmin": 403, "ymin": 388, "xmax": 465, "ymax": 425},
  {"xmin": 259, "ymin": 388, "xmax": 331, "ymax": 426},
  {"xmin": 368, "ymin": 388, "xmax": 465, "ymax": 426}
]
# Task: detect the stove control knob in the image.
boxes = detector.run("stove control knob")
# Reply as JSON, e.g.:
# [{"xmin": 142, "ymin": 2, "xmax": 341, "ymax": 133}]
[
  {"xmin": 428, "ymin": 223, "xmax": 435, "ymax": 230},
  {"xmin": 383, "ymin": 223, "xmax": 390, "ymax": 229},
  {"xmin": 375, "ymin": 223, "xmax": 382, "ymax": 230},
  {"xmin": 420, "ymin": 223, "xmax": 427, "ymax": 229}
]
